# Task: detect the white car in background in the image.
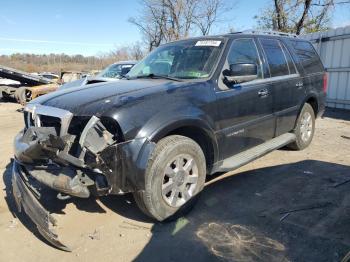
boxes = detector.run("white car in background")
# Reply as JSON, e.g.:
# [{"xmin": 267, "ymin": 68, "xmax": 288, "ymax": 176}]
[{"xmin": 59, "ymin": 61, "xmax": 137, "ymax": 90}]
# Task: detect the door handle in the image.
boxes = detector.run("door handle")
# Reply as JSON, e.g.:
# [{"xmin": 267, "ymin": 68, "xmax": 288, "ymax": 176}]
[
  {"xmin": 258, "ymin": 89, "xmax": 269, "ymax": 97},
  {"xmin": 296, "ymin": 82, "xmax": 304, "ymax": 88}
]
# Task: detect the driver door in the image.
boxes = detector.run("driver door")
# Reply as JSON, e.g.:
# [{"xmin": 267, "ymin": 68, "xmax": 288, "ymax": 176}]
[{"xmin": 215, "ymin": 38, "xmax": 275, "ymax": 160}]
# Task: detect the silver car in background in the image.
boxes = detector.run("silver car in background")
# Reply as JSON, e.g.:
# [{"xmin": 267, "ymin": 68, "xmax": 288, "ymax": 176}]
[{"xmin": 59, "ymin": 60, "xmax": 137, "ymax": 90}]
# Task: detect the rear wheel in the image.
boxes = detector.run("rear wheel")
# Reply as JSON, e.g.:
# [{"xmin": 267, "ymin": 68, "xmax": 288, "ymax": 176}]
[
  {"xmin": 133, "ymin": 135, "xmax": 206, "ymax": 221},
  {"xmin": 288, "ymin": 103, "xmax": 315, "ymax": 150}
]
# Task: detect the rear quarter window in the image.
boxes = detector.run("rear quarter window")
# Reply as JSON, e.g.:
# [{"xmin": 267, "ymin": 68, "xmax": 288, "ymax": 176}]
[{"xmin": 289, "ymin": 40, "xmax": 324, "ymax": 73}]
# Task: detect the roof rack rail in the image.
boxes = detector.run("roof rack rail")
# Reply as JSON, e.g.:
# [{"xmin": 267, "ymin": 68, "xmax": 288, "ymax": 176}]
[{"xmin": 231, "ymin": 29, "xmax": 298, "ymax": 38}]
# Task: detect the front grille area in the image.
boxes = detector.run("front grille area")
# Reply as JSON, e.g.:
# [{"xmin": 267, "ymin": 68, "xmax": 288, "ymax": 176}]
[
  {"xmin": 39, "ymin": 115, "xmax": 62, "ymax": 136},
  {"xmin": 23, "ymin": 104, "xmax": 73, "ymax": 137}
]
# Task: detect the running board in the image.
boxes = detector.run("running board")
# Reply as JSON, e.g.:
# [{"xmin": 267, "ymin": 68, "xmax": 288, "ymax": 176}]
[{"xmin": 215, "ymin": 133, "xmax": 296, "ymax": 173}]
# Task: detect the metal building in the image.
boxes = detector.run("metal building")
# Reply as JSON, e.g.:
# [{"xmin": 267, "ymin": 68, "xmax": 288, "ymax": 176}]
[{"xmin": 303, "ymin": 26, "xmax": 350, "ymax": 110}]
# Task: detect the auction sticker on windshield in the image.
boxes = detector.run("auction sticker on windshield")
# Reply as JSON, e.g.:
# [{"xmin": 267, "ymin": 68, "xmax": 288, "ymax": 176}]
[{"xmin": 195, "ymin": 40, "xmax": 221, "ymax": 47}]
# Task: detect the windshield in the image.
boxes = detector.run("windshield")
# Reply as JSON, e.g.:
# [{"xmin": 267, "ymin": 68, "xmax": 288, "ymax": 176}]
[
  {"xmin": 97, "ymin": 63, "xmax": 134, "ymax": 78},
  {"xmin": 127, "ymin": 39, "xmax": 224, "ymax": 80}
]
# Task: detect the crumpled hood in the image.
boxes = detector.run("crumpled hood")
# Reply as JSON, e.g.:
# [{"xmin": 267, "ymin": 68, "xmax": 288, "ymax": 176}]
[
  {"xmin": 58, "ymin": 76, "xmax": 120, "ymax": 90},
  {"xmin": 31, "ymin": 79, "xmax": 184, "ymax": 116}
]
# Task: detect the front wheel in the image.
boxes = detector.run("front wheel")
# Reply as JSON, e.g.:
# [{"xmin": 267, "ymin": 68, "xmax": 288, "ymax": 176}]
[
  {"xmin": 288, "ymin": 103, "xmax": 315, "ymax": 150},
  {"xmin": 133, "ymin": 135, "xmax": 206, "ymax": 221}
]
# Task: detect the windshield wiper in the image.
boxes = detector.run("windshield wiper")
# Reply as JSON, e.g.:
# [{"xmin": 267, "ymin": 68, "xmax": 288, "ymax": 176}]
[{"xmin": 135, "ymin": 73, "xmax": 182, "ymax": 82}]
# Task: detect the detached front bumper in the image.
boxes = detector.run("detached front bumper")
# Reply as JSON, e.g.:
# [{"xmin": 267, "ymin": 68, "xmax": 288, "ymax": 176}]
[{"xmin": 12, "ymin": 161, "xmax": 71, "ymax": 251}]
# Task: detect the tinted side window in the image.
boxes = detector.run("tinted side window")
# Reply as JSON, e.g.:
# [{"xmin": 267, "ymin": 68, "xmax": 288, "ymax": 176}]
[
  {"xmin": 290, "ymin": 40, "xmax": 323, "ymax": 73},
  {"xmin": 227, "ymin": 38, "xmax": 262, "ymax": 78},
  {"xmin": 260, "ymin": 39, "xmax": 289, "ymax": 77},
  {"xmin": 281, "ymin": 43, "xmax": 297, "ymax": 74}
]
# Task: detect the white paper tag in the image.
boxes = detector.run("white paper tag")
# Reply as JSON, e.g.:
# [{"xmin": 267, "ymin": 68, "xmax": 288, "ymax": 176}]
[{"xmin": 195, "ymin": 40, "xmax": 221, "ymax": 47}]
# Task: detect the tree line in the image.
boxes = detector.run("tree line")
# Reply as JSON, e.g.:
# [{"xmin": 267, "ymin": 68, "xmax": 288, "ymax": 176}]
[{"xmin": 0, "ymin": 42, "xmax": 145, "ymax": 73}]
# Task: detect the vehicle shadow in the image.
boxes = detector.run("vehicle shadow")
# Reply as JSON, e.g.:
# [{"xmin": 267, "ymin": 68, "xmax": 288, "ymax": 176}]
[
  {"xmin": 132, "ymin": 160, "xmax": 350, "ymax": 262},
  {"xmin": 3, "ymin": 159, "xmax": 350, "ymax": 260},
  {"xmin": 99, "ymin": 194, "xmax": 154, "ymax": 223},
  {"xmin": 323, "ymin": 107, "xmax": 350, "ymax": 121}
]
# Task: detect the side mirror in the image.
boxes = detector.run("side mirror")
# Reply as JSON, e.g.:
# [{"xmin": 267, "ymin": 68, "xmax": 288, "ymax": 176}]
[{"xmin": 224, "ymin": 63, "xmax": 258, "ymax": 84}]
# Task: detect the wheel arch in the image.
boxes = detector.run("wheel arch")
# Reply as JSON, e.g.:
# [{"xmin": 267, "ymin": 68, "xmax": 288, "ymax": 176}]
[
  {"xmin": 305, "ymin": 96, "xmax": 318, "ymax": 116},
  {"xmin": 302, "ymin": 94, "xmax": 319, "ymax": 116},
  {"xmin": 150, "ymin": 119, "xmax": 218, "ymax": 173}
]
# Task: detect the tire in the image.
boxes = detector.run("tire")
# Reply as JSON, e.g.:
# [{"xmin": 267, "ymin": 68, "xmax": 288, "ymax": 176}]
[
  {"xmin": 288, "ymin": 103, "xmax": 315, "ymax": 150},
  {"xmin": 133, "ymin": 135, "xmax": 206, "ymax": 221}
]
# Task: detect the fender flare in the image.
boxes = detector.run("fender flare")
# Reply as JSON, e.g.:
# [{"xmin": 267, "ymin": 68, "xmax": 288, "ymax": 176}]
[
  {"xmin": 124, "ymin": 116, "xmax": 218, "ymax": 190},
  {"xmin": 293, "ymin": 93, "xmax": 319, "ymax": 129}
]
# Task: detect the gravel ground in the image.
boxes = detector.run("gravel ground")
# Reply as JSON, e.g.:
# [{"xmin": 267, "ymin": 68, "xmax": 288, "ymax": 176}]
[{"xmin": 0, "ymin": 101, "xmax": 349, "ymax": 262}]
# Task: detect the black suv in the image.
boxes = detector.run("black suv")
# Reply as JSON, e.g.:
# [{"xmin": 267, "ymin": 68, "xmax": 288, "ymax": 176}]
[{"xmin": 12, "ymin": 31, "xmax": 326, "ymax": 250}]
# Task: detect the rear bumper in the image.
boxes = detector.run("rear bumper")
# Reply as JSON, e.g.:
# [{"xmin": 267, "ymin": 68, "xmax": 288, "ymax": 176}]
[{"xmin": 11, "ymin": 161, "xmax": 71, "ymax": 251}]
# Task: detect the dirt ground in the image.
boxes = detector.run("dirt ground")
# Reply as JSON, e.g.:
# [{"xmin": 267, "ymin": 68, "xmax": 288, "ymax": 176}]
[{"xmin": 0, "ymin": 101, "xmax": 349, "ymax": 262}]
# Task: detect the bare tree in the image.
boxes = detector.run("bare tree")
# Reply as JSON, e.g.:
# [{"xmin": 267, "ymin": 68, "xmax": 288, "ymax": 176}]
[
  {"xmin": 255, "ymin": 0, "xmax": 350, "ymax": 35},
  {"xmin": 194, "ymin": 0, "xmax": 234, "ymax": 35},
  {"xmin": 130, "ymin": 42, "xmax": 145, "ymax": 60},
  {"xmin": 129, "ymin": 1, "xmax": 165, "ymax": 51},
  {"xmin": 129, "ymin": 0, "xmax": 234, "ymax": 50}
]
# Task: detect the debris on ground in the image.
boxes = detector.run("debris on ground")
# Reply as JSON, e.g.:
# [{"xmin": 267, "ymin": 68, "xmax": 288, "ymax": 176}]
[
  {"xmin": 279, "ymin": 213, "xmax": 290, "ymax": 222},
  {"xmin": 341, "ymin": 250, "xmax": 350, "ymax": 262},
  {"xmin": 8, "ymin": 218, "xmax": 18, "ymax": 229},
  {"xmin": 341, "ymin": 135, "xmax": 350, "ymax": 140},
  {"xmin": 119, "ymin": 221, "xmax": 152, "ymax": 231},
  {"xmin": 172, "ymin": 217, "xmax": 189, "ymax": 236},
  {"xmin": 333, "ymin": 178, "xmax": 350, "ymax": 188},
  {"xmin": 280, "ymin": 202, "xmax": 332, "ymax": 215},
  {"xmin": 88, "ymin": 229, "xmax": 100, "ymax": 240},
  {"xmin": 303, "ymin": 171, "xmax": 314, "ymax": 175}
]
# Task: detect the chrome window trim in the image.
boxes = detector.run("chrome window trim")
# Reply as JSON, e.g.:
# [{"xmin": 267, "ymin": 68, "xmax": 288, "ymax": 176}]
[
  {"xmin": 280, "ymin": 40, "xmax": 299, "ymax": 74},
  {"xmin": 216, "ymin": 73, "xmax": 300, "ymax": 93},
  {"xmin": 234, "ymin": 73, "xmax": 300, "ymax": 88},
  {"xmin": 24, "ymin": 104, "xmax": 73, "ymax": 136},
  {"xmin": 278, "ymin": 40, "xmax": 291, "ymax": 74}
]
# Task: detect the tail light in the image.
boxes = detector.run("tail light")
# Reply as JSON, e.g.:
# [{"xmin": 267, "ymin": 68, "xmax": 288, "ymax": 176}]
[{"xmin": 323, "ymin": 72, "xmax": 328, "ymax": 94}]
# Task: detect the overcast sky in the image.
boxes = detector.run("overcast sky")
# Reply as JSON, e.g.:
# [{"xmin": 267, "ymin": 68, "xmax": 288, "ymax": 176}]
[{"xmin": 0, "ymin": 0, "xmax": 349, "ymax": 56}]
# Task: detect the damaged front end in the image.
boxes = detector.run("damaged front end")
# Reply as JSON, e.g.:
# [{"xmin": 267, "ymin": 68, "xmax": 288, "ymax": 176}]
[{"xmin": 12, "ymin": 104, "xmax": 151, "ymax": 251}]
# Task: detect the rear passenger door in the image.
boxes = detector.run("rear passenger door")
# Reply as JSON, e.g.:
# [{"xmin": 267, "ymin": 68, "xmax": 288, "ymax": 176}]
[{"xmin": 259, "ymin": 38, "xmax": 304, "ymax": 136}]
